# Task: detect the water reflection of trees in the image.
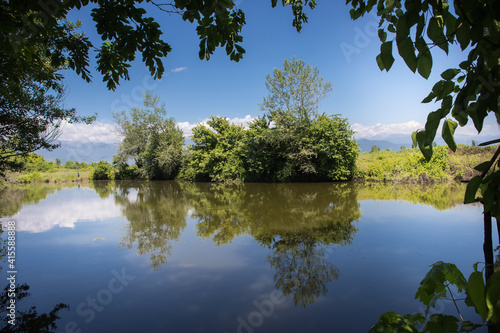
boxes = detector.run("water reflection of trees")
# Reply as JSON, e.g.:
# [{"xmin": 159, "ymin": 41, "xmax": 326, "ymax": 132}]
[
  {"xmin": 268, "ymin": 241, "xmax": 340, "ymax": 307},
  {"xmin": 183, "ymin": 182, "xmax": 361, "ymax": 307},
  {"xmin": 356, "ymin": 181, "xmax": 468, "ymax": 210},
  {"xmin": 0, "ymin": 283, "xmax": 68, "ymax": 332},
  {"xmin": 0, "ymin": 225, "xmax": 68, "ymax": 332},
  {"xmin": 0, "ymin": 183, "xmax": 77, "ymax": 217},
  {"xmin": 113, "ymin": 181, "xmax": 189, "ymax": 271}
]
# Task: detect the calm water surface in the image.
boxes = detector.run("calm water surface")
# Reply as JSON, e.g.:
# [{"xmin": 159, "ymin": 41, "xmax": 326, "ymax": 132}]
[{"xmin": 0, "ymin": 181, "xmax": 494, "ymax": 332}]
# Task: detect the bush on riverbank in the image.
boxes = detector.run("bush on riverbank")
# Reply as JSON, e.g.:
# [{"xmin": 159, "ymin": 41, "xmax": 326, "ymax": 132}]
[{"xmin": 355, "ymin": 144, "xmax": 498, "ymax": 182}]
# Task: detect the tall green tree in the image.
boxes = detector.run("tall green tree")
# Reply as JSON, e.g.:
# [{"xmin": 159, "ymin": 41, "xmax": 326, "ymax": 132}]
[
  {"xmin": 244, "ymin": 58, "xmax": 358, "ymax": 182},
  {"xmin": 0, "ymin": 19, "xmax": 95, "ymax": 172},
  {"xmin": 113, "ymin": 92, "xmax": 184, "ymax": 180},
  {"xmin": 261, "ymin": 57, "xmax": 333, "ymax": 125}
]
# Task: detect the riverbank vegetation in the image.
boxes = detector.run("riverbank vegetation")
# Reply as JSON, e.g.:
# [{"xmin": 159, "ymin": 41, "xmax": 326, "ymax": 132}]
[
  {"xmin": 356, "ymin": 144, "xmax": 499, "ymax": 182},
  {"xmin": 0, "ymin": 152, "xmax": 93, "ymax": 188},
  {"xmin": 2, "ymin": 136, "xmax": 496, "ymax": 187}
]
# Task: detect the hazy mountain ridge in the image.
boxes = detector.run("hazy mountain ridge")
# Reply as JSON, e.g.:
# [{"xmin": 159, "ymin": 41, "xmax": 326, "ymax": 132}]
[
  {"xmin": 357, "ymin": 134, "xmax": 498, "ymax": 153},
  {"xmin": 38, "ymin": 141, "xmax": 118, "ymax": 163}
]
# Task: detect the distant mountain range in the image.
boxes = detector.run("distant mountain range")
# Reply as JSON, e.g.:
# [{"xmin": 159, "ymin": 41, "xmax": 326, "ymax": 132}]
[
  {"xmin": 356, "ymin": 133, "xmax": 498, "ymax": 153},
  {"xmin": 356, "ymin": 139, "xmax": 412, "ymax": 153},
  {"xmin": 38, "ymin": 141, "xmax": 118, "ymax": 163}
]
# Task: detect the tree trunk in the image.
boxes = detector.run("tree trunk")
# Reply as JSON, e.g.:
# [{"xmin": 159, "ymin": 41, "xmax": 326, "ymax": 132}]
[{"xmin": 484, "ymin": 210, "xmax": 494, "ymax": 282}]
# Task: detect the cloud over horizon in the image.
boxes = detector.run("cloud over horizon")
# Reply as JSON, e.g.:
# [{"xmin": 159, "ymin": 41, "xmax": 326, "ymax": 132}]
[
  {"xmin": 353, "ymin": 119, "xmax": 499, "ymax": 140},
  {"xmin": 58, "ymin": 121, "xmax": 121, "ymax": 144},
  {"xmin": 177, "ymin": 115, "xmax": 255, "ymax": 138},
  {"xmin": 57, "ymin": 116, "xmax": 498, "ymax": 145},
  {"xmin": 352, "ymin": 121, "xmax": 423, "ymax": 139}
]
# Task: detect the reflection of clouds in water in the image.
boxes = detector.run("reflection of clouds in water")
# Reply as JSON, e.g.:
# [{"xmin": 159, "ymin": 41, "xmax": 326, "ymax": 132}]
[{"xmin": 11, "ymin": 188, "xmax": 122, "ymax": 233}]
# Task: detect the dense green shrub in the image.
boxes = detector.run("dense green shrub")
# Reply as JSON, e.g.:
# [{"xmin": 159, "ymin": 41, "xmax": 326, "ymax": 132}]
[
  {"xmin": 181, "ymin": 113, "xmax": 358, "ymax": 182},
  {"xmin": 17, "ymin": 172, "xmax": 42, "ymax": 183},
  {"xmin": 180, "ymin": 116, "xmax": 245, "ymax": 181},
  {"xmin": 114, "ymin": 163, "xmax": 140, "ymax": 180},
  {"xmin": 90, "ymin": 161, "xmax": 114, "ymax": 180}
]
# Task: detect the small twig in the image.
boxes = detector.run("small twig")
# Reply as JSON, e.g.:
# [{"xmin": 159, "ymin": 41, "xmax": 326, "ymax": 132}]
[
  {"xmin": 149, "ymin": 1, "xmax": 183, "ymax": 15},
  {"xmin": 479, "ymin": 138, "xmax": 500, "ymax": 147},
  {"xmin": 480, "ymin": 143, "xmax": 500, "ymax": 179},
  {"xmin": 447, "ymin": 283, "xmax": 465, "ymax": 322}
]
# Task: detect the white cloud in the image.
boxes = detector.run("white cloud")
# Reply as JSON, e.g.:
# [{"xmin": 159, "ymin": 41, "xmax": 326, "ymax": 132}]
[
  {"xmin": 58, "ymin": 121, "xmax": 121, "ymax": 144},
  {"xmin": 56, "ymin": 115, "xmax": 256, "ymax": 144},
  {"xmin": 352, "ymin": 121, "xmax": 423, "ymax": 139},
  {"xmin": 171, "ymin": 67, "xmax": 187, "ymax": 73},
  {"xmin": 455, "ymin": 122, "xmax": 499, "ymax": 137},
  {"xmin": 176, "ymin": 115, "xmax": 256, "ymax": 138},
  {"xmin": 353, "ymin": 120, "xmax": 499, "ymax": 140},
  {"xmin": 176, "ymin": 121, "xmax": 202, "ymax": 138},
  {"xmin": 228, "ymin": 114, "xmax": 255, "ymax": 127}
]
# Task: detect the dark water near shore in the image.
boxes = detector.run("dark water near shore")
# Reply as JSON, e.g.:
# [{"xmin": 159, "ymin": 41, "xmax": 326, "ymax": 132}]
[{"xmin": 0, "ymin": 181, "xmax": 494, "ymax": 332}]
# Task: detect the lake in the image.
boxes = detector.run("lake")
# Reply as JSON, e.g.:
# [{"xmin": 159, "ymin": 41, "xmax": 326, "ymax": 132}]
[{"xmin": 0, "ymin": 181, "xmax": 494, "ymax": 332}]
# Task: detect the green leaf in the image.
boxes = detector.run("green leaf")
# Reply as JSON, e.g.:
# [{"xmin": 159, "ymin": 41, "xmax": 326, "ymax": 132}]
[
  {"xmin": 460, "ymin": 320, "xmax": 483, "ymax": 332},
  {"xmin": 415, "ymin": 262, "xmax": 468, "ymax": 309},
  {"xmin": 422, "ymin": 91, "xmax": 436, "ymax": 103},
  {"xmin": 456, "ymin": 20, "xmax": 471, "ymax": 50},
  {"xmin": 425, "ymin": 110, "xmax": 444, "ymax": 140},
  {"xmin": 432, "ymin": 80, "xmax": 445, "ymax": 96},
  {"xmin": 441, "ymin": 95, "xmax": 453, "ymax": 114},
  {"xmin": 375, "ymin": 54, "xmax": 385, "ymax": 71},
  {"xmin": 440, "ymin": 68, "xmax": 459, "ymax": 80},
  {"xmin": 474, "ymin": 161, "xmax": 493, "ymax": 173},
  {"xmin": 378, "ymin": 29, "xmax": 387, "ymax": 43},
  {"xmin": 464, "ymin": 176, "xmax": 482, "ymax": 204},
  {"xmin": 411, "ymin": 131, "xmax": 418, "ymax": 148},
  {"xmin": 416, "ymin": 15, "xmax": 425, "ymax": 39},
  {"xmin": 368, "ymin": 311, "xmax": 420, "ymax": 333},
  {"xmin": 486, "ymin": 271, "xmax": 500, "ymax": 322},
  {"xmin": 442, "ymin": 118, "xmax": 458, "ymax": 152},
  {"xmin": 424, "ymin": 314, "xmax": 460, "ymax": 333},
  {"xmin": 396, "ymin": 14, "xmax": 410, "ymax": 42},
  {"xmin": 467, "ymin": 271, "xmax": 488, "ymax": 321},
  {"xmin": 417, "ymin": 53, "xmax": 432, "ymax": 79},
  {"xmin": 397, "ymin": 37, "xmax": 417, "ymax": 72},
  {"xmin": 416, "ymin": 130, "xmax": 433, "ymax": 161},
  {"xmin": 427, "ymin": 16, "xmax": 449, "ymax": 54},
  {"xmin": 380, "ymin": 41, "xmax": 395, "ymax": 71}
]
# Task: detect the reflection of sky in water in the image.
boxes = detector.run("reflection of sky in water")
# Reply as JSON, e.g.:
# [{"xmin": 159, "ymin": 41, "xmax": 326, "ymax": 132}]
[
  {"xmin": 0, "ymin": 184, "xmax": 492, "ymax": 333},
  {"xmin": 10, "ymin": 187, "xmax": 123, "ymax": 233}
]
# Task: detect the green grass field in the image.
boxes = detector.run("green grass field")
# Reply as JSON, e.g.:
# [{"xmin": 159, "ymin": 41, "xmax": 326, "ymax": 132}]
[
  {"xmin": 355, "ymin": 144, "xmax": 498, "ymax": 182},
  {"xmin": 6, "ymin": 168, "xmax": 94, "ymax": 184}
]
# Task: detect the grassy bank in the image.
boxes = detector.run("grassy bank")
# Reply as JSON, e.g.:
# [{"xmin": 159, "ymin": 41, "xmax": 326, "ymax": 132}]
[
  {"xmin": 2, "ymin": 168, "xmax": 93, "ymax": 187},
  {"xmin": 355, "ymin": 144, "xmax": 498, "ymax": 182}
]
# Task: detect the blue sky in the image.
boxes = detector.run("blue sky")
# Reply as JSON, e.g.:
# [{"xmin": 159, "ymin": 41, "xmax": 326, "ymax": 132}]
[{"xmin": 57, "ymin": 1, "xmax": 498, "ymax": 147}]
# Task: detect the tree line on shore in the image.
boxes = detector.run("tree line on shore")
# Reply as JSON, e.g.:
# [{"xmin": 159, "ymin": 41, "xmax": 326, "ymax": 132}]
[{"xmin": 94, "ymin": 58, "xmax": 359, "ymax": 182}]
